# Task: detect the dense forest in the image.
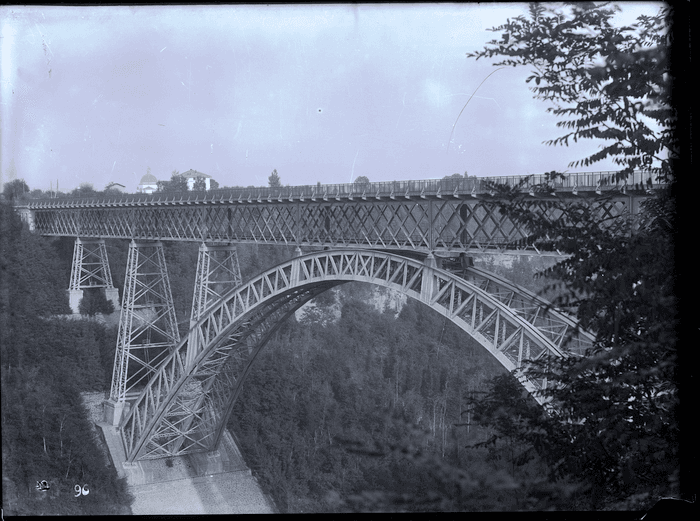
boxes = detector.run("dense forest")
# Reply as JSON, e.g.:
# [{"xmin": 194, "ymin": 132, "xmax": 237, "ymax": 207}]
[
  {"xmin": 229, "ymin": 285, "xmax": 555, "ymax": 512},
  {"xmin": 0, "ymin": 202, "xmax": 133, "ymax": 515},
  {"xmin": 227, "ymin": 253, "xmax": 568, "ymax": 512}
]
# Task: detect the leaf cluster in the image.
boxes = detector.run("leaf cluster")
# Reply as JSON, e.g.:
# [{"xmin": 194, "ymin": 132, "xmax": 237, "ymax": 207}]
[
  {"xmin": 476, "ymin": 180, "xmax": 677, "ymax": 506},
  {"xmin": 467, "ymin": 3, "xmax": 676, "ymax": 182},
  {"xmin": 3, "ymin": 179, "xmax": 30, "ymax": 202},
  {"xmin": 268, "ymin": 169, "xmax": 282, "ymax": 188},
  {"xmin": 466, "ymin": 5, "xmax": 680, "ymax": 504}
]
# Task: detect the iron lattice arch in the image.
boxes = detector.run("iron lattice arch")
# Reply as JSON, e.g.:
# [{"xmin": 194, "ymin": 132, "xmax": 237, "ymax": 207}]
[{"xmin": 119, "ymin": 249, "xmax": 595, "ymax": 462}]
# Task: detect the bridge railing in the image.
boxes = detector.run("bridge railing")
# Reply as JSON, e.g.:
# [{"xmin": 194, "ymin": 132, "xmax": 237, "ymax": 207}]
[{"xmin": 25, "ymin": 170, "xmax": 661, "ymax": 208}]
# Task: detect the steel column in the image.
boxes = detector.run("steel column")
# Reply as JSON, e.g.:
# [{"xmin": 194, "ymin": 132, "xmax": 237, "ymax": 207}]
[
  {"xmin": 108, "ymin": 240, "xmax": 180, "ymax": 416},
  {"xmin": 186, "ymin": 243, "xmax": 242, "ymax": 368}
]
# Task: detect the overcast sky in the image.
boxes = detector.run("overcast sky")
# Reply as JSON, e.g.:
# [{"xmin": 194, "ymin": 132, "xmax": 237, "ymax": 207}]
[{"xmin": 1, "ymin": 3, "xmax": 662, "ymax": 193}]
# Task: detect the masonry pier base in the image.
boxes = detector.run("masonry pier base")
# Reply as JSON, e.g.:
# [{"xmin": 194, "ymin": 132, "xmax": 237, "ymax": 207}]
[
  {"xmin": 68, "ymin": 289, "xmax": 84, "ymax": 315},
  {"xmin": 103, "ymin": 398, "xmax": 130, "ymax": 426}
]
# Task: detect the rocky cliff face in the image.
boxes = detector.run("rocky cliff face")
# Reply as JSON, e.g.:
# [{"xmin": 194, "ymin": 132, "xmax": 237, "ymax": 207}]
[
  {"xmin": 295, "ymin": 284, "xmax": 407, "ymax": 324},
  {"xmin": 473, "ymin": 254, "xmax": 516, "ymax": 270},
  {"xmin": 368, "ymin": 286, "xmax": 407, "ymax": 316}
]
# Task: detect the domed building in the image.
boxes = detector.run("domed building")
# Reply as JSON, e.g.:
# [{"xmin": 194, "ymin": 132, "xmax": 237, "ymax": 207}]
[{"xmin": 137, "ymin": 173, "xmax": 158, "ymax": 194}]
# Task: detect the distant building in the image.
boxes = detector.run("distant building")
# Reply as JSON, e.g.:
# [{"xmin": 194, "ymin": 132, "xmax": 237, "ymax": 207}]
[
  {"xmin": 179, "ymin": 169, "xmax": 212, "ymax": 190},
  {"xmin": 137, "ymin": 173, "xmax": 158, "ymax": 194},
  {"xmin": 105, "ymin": 182, "xmax": 126, "ymax": 192}
]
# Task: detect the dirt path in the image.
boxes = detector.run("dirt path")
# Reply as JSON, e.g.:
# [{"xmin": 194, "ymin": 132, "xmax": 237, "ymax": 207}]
[{"xmin": 130, "ymin": 471, "xmax": 273, "ymax": 514}]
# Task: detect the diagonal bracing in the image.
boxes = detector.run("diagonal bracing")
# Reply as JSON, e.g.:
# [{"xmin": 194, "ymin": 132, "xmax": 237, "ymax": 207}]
[
  {"xmin": 70, "ymin": 238, "xmax": 116, "ymax": 290},
  {"xmin": 110, "ymin": 241, "xmax": 180, "ymax": 404},
  {"xmin": 68, "ymin": 238, "xmax": 120, "ymax": 313},
  {"xmin": 30, "ymin": 185, "xmax": 643, "ymax": 255}
]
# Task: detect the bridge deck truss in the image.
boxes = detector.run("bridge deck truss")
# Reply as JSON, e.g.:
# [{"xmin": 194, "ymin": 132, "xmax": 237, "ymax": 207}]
[
  {"xmin": 118, "ymin": 249, "xmax": 595, "ymax": 462},
  {"xmin": 31, "ymin": 195, "xmax": 639, "ymax": 255}
]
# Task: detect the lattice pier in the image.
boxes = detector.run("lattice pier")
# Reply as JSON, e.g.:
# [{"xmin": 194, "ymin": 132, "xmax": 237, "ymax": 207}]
[
  {"xmin": 146, "ymin": 243, "xmax": 245, "ymax": 457},
  {"xmin": 105, "ymin": 241, "xmax": 180, "ymax": 425},
  {"xmin": 68, "ymin": 238, "xmax": 119, "ymax": 314},
  {"xmin": 186, "ymin": 243, "xmax": 243, "ymax": 368},
  {"xmin": 190, "ymin": 243, "xmax": 243, "ymax": 327}
]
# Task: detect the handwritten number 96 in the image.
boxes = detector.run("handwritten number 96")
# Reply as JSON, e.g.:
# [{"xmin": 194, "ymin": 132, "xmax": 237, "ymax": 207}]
[{"xmin": 74, "ymin": 484, "xmax": 90, "ymax": 497}]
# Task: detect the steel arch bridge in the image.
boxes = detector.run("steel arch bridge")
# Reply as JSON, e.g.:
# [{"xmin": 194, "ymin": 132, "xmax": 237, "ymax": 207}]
[{"xmin": 119, "ymin": 248, "xmax": 595, "ymax": 462}]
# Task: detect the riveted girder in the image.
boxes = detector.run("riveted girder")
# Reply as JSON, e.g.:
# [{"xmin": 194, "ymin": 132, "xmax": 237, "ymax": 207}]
[
  {"xmin": 110, "ymin": 241, "xmax": 180, "ymax": 403},
  {"xmin": 118, "ymin": 249, "xmax": 595, "ymax": 462},
  {"xmin": 31, "ymin": 197, "xmax": 639, "ymax": 254},
  {"xmin": 457, "ymin": 266, "xmax": 593, "ymax": 356}
]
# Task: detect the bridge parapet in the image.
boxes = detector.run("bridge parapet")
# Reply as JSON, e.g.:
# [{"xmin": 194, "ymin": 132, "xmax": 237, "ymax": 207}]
[{"xmin": 23, "ymin": 170, "xmax": 661, "ymax": 209}]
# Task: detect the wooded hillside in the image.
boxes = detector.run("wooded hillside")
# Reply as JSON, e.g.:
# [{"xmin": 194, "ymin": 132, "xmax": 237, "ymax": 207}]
[{"xmin": 1, "ymin": 203, "xmax": 133, "ymax": 515}]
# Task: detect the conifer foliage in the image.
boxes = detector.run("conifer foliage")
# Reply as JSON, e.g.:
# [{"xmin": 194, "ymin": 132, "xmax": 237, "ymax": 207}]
[{"xmin": 78, "ymin": 289, "xmax": 115, "ymax": 316}]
